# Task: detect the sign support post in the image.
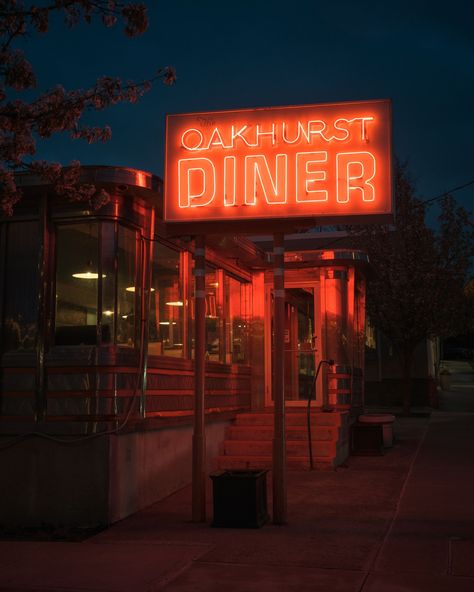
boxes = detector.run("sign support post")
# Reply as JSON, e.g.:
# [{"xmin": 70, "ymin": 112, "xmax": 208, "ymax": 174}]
[
  {"xmin": 192, "ymin": 235, "xmax": 206, "ymax": 522},
  {"xmin": 272, "ymin": 232, "xmax": 287, "ymax": 524}
]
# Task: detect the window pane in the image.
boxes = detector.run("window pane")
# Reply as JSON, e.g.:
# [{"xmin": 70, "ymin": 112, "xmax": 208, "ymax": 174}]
[
  {"xmin": 149, "ymin": 243, "xmax": 183, "ymax": 357},
  {"xmin": 324, "ymin": 270, "xmax": 349, "ymax": 365},
  {"xmin": 55, "ymin": 223, "xmax": 99, "ymax": 345},
  {"xmin": 225, "ymin": 275, "xmax": 251, "ymax": 364},
  {"xmin": 2, "ymin": 221, "xmax": 39, "ymax": 352},
  {"xmin": 205, "ymin": 267, "xmax": 221, "ymax": 361},
  {"xmin": 117, "ymin": 226, "xmax": 138, "ymax": 347},
  {"xmin": 101, "ymin": 222, "xmax": 116, "ymax": 344}
]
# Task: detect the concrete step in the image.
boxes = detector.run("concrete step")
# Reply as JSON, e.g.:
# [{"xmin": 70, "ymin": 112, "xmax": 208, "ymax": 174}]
[
  {"xmin": 226, "ymin": 424, "xmax": 339, "ymax": 442},
  {"xmin": 235, "ymin": 411, "xmax": 349, "ymax": 428},
  {"xmin": 222, "ymin": 439, "xmax": 338, "ymax": 458},
  {"xmin": 215, "ymin": 455, "xmax": 335, "ymax": 471},
  {"xmin": 215, "ymin": 411, "xmax": 351, "ymax": 473}
]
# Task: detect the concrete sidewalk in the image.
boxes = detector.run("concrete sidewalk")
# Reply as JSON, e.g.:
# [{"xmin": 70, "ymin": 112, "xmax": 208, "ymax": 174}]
[{"xmin": 1, "ymin": 409, "xmax": 474, "ymax": 591}]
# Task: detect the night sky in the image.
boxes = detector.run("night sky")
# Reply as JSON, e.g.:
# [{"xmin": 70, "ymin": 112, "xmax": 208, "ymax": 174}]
[{"xmin": 26, "ymin": 0, "xmax": 473, "ymax": 221}]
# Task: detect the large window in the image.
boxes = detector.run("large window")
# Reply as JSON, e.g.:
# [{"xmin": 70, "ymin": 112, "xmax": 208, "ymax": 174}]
[
  {"xmin": 55, "ymin": 223, "xmax": 100, "ymax": 345},
  {"xmin": 116, "ymin": 226, "xmax": 138, "ymax": 347},
  {"xmin": 1, "ymin": 221, "xmax": 39, "ymax": 352},
  {"xmin": 101, "ymin": 222, "xmax": 116, "ymax": 345},
  {"xmin": 148, "ymin": 242, "xmax": 184, "ymax": 357},
  {"xmin": 54, "ymin": 222, "xmax": 139, "ymax": 347},
  {"xmin": 148, "ymin": 246, "xmax": 252, "ymax": 365}
]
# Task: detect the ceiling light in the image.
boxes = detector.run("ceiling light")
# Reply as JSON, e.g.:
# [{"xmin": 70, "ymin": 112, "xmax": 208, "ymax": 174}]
[
  {"xmin": 72, "ymin": 272, "xmax": 106, "ymax": 279},
  {"xmin": 126, "ymin": 286, "xmax": 155, "ymax": 292}
]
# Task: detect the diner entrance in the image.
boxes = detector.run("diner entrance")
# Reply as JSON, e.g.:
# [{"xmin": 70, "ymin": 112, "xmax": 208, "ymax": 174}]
[{"xmin": 265, "ymin": 281, "xmax": 324, "ymax": 407}]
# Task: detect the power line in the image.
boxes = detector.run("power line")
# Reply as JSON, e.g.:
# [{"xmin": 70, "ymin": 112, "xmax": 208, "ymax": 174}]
[{"xmin": 423, "ymin": 179, "xmax": 474, "ymax": 205}]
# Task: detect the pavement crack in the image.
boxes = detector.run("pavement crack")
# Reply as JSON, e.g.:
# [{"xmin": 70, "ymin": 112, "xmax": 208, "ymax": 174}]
[{"xmin": 366, "ymin": 420, "xmax": 430, "ymax": 574}]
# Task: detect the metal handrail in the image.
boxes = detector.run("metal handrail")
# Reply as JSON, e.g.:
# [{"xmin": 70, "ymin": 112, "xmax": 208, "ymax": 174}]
[{"xmin": 307, "ymin": 359, "xmax": 335, "ymax": 470}]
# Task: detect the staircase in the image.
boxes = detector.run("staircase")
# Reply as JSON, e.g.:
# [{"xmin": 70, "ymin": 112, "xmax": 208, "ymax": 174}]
[{"xmin": 216, "ymin": 409, "xmax": 351, "ymax": 471}]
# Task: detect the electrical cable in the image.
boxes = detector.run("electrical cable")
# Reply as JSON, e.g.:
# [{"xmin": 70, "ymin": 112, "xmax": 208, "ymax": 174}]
[{"xmin": 422, "ymin": 178, "xmax": 474, "ymax": 206}]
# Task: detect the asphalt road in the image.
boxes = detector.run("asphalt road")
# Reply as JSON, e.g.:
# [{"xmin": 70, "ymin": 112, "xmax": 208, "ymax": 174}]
[{"xmin": 439, "ymin": 360, "xmax": 474, "ymax": 412}]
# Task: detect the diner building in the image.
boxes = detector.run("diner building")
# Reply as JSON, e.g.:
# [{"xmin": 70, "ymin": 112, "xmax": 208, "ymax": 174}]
[{"xmin": 0, "ymin": 166, "xmax": 369, "ymax": 528}]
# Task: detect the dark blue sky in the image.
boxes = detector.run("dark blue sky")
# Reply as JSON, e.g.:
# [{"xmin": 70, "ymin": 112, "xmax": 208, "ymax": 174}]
[{"xmin": 27, "ymin": 0, "xmax": 473, "ymax": 219}]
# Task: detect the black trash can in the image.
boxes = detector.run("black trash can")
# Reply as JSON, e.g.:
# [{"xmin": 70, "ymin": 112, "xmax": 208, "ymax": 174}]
[
  {"xmin": 210, "ymin": 470, "xmax": 269, "ymax": 528},
  {"xmin": 351, "ymin": 423, "xmax": 384, "ymax": 456}
]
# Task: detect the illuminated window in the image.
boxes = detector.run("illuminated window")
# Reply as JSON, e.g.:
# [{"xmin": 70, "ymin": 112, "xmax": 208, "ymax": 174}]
[
  {"xmin": 365, "ymin": 315, "xmax": 378, "ymax": 361},
  {"xmin": 1, "ymin": 221, "xmax": 39, "ymax": 352},
  {"xmin": 101, "ymin": 222, "xmax": 116, "ymax": 344},
  {"xmin": 148, "ymin": 242, "xmax": 184, "ymax": 357},
  {"xmin": 116, "ymin": 226, "xmax": 138, "ymax": 347},
  {"xmin": 324, "ymin": 269, "xmax": 350, "ymax": 365},
  {"xmin": 55, "ymin": 223, "xmax": 100, "ymax": 345},
  {"xmin": 54, "ymin": 222, "xmax": 139, "ymax": 347},
  {"xmin": 205, "ymin": 267, "xmax": 221, "ymax": 361},
  {"xmin": 188, "ymin": 261, "xmax": 251, "ymax": 365},
  {"xmin": 365, "ymin": 316, "xmax": 377, "ymax": 350}
]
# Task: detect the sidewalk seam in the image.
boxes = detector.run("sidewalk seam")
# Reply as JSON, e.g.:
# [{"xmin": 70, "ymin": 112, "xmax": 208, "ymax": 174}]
[{"xmin": 360, "ymin": 418, "xmax": 430, "ymax": 588}]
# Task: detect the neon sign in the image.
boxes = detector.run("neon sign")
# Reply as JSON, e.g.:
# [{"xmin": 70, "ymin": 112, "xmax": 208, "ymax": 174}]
[{"xmin": 164, "ymin": 100, "xmax": 392, "ymax": 226}]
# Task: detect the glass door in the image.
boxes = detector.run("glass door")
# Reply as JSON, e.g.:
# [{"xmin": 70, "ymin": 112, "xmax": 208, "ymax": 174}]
[{"xmin": 265, "ymin": 282, "xmax": 321, "ymax": 406}]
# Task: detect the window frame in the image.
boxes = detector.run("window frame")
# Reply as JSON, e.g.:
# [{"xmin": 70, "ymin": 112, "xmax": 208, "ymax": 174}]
[
  {"xmin": 0, "ymin": 218, "xmax": 41, "ymax": 354},
  {"xmin": 52, "ymin": 219, "xmax": 142, "ymax": 348},
  {"xmin": 148, "ymin": 238, "xmax": 187, "ymax": 359}
]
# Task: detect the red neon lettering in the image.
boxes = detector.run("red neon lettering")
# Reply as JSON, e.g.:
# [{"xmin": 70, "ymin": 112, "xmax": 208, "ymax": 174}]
[
  {"xmin": 176, "ymin": 153, "xmax": 379, "ymax": 209},
  {"xmin": 231, "ymin": 125, "xmax": 255, "ymax": 147},
  {"xmin": 336, "ymin": 152, "xmax": 376, "ymax": 203},
  {"xmin": 245, "ymin": 154, "xmax": 287, "ymax": 205},
  {"xmin": 180, "ymin": 116, "xmax": 376, "ymax": 152},
  {"xmin": 296, "ymin": 152, "xmax": 328, "ymax": 202},
  {"xmin": 255, "ymin": 123, "xmax": 276, "ymax": 145},
  {"xmin": 207, "ymin": 127, "xmax": 227, "ymax": 149},
  {"xmin": 181, "ymin": 128, "xmax": 204, "ymax": 151},
  {"xmin": 178, "ymin": 158, "xmax": 216, "ymax": 207},
  {"xmin": 307, "ymin": 120, "xmax": 329, "ymax": 142},
  {"xmin": 355, "ymin": 117, "xmax": 374, "ymax": 141},
  {"xmin": 281, "ymin": 121, "xmax": 310, "ymax": 144},
  {"xmin": 332, "ymin": 119, "xmax": 350, "ymax": 141},
  {"xmin": 224, "ymin": 156, "xmax": 236, "ymax": 206}
]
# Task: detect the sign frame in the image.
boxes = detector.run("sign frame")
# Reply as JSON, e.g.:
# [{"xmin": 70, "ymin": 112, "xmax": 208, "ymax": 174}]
[{"xmin": 164, "ymin": 99, "xmax": 393, "ymax": 235}]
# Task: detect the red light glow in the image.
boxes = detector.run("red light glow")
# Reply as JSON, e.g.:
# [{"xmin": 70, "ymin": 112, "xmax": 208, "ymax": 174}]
[{"xmin": 164, "ymin": 100, "xmax": 392, "ymax": 226}]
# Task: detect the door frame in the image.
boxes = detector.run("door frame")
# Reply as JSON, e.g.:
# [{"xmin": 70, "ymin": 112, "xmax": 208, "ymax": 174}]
[{"xmin": 264, "ymin": 278, "xmax": 325, "ymax": 408}]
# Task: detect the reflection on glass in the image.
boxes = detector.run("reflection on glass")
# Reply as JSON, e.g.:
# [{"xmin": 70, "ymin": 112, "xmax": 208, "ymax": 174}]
[
  {"xmin": 297, "ymin": 292, "xmax": 315, "ymax": 400},
  {"xmin": 272, "ymin": 287, "xmax": 315, "ymax": 401},
  {"xmin": 285, "ymin": 288, "xmax": 315, "ymax": 400},
  {"xmin": 148, "ymin": 242, "xmax": 183, "ymax": 357},
  {"xmin": 101, "ymin": 222, "xmax": 115, "ymax": 344},
  {"xmin": 2, "ymin": 221, "xmax": 39, "ymax": 352},
  {"xmin": 116, "ymin": 226, "xmax": 137, "ymax": 347},
  {"xmin": 324, "ymin": 270, "xmax": 349, "ymax": 365},
  {"xmin": 55, "ymin": 223, "xmax": 99, "ymax": 345},
  {"xmin": 225, "ymin": 275, "xmax": 251, "ymax": 364},
  {"xmin": 205, "ymin": 267, "xmax": 220, "ymax": 361}
]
